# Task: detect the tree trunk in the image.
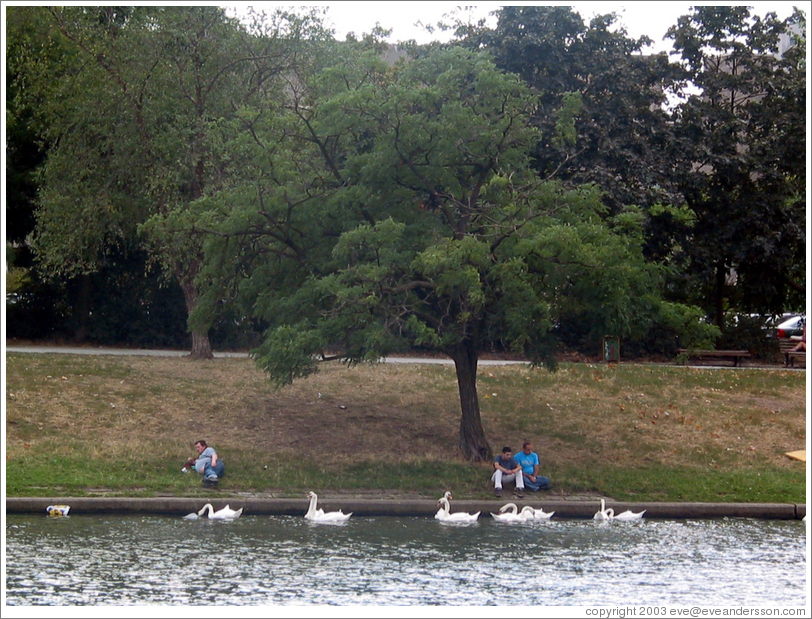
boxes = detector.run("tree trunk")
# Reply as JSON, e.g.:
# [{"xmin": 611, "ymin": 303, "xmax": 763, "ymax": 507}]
[
  {"xmin": 72, "ymin": 273, "xmax": 92, "ymax": 343},
  {"xmin": 189, "ymin": 329, "xmax": 213, "ymax": 359},
  {"xmin": 714, "ymin": 263, "xmax": 726, "ymax": 332},
  {"xmin": 179, "ymin": 276, "xmax": 213, "ymax": 360},
  {"xmin": 450, "ymin": 341, "xmax": 492, "ymax": 462}
]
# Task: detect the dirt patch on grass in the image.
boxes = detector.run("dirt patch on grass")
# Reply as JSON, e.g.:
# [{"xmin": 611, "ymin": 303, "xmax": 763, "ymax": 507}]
[
  {"xmin": 6, "ymin": 354, "xmax": 806, "ymax": 484},
  {"xmin": 5, "ymin": 356, "xmax": 462, "ymax": 463}
]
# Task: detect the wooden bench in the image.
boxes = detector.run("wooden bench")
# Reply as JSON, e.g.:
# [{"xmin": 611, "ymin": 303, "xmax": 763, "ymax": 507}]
[
  {"xmin": 779, "ymin": 338, "xmax": 805, "ymax": 367},
  {"xmin": 677, "ymin": 349, "xmax": 751, "ymax": 367}
]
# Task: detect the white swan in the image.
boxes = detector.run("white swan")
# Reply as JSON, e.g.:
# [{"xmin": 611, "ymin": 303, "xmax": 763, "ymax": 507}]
[
  {"xmin": 305, "ymin": 491, "xmax": 352, "ymax": 523},
  {"xmin": 520, "ymin": 505, "xmax": 539, "ymax": 520},
  {"xmin": 521, "ymin": 505, "xmax": 555, "ymax": 520},
  {"xmin": 198, "ymin": 503, "xmax": 243, "ymax": 520},
  {"xmin": 435, "ymin": 492, "xmax": 480, "ymax": 523},
  {"xmin": 491, "ymin": 502, "xmax": 527, "ymax": 522},
  {"xmin": 613, "ymin": 508, "xmax": 646, "ymax": 522},
  {"xmin": 435, "ymin": 491, "xmax": 453, "ymax": 520},
  {"xmin": 593, "ymin": 499, "xmax": 614, "ymax": 522},
  {"xmin": 182, "ymin": 512, "xmax": 200, "ymax": 520}
]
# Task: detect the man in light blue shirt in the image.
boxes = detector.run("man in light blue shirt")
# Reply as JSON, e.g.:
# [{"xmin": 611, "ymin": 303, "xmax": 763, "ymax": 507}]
[
  {"xmin": 513, "ymin": 441, "xmax": 550, "ymax": 491},
  {"xmin": 187, "ymin": 439, "xmax": 225, "ymax": 486}
]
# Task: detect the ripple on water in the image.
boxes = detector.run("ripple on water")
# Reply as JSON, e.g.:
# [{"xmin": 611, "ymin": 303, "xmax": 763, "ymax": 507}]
[{"xmin": 4, "ymin": 514, "xmax": 806, "ymax": 606}]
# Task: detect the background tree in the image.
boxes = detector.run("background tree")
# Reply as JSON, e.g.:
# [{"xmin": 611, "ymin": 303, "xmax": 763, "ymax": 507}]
[
  {"xmin": 5, "ymin": 7, "xmax": 50, "ymax": 250},
  {"xmin": 19, "ymin": 6, "xmax": 318, "ymax": 356},
  {"xmin": 203, "ymin": 45, "xmax": 717, "ymax": 461},
  {"xmin": 451, "ymin": 6, "xmax": 684, "ymax": 217},
  {"xmin": 450, "ymin": 4, "xmax": 805, "ymax": 334},
  {"xmin": 447, "ymin": 6, "xmax": 709, "ymax": 352},
  {"xmin": 5, "ymin": 7, "xmax": 72, "ymax": 334},
  {"xmin": 665, "ymin": 6, "xmax": 806, "ymax": 326}
]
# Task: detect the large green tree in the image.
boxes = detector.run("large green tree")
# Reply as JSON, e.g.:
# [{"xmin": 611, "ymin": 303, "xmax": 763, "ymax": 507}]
[
  {"xmin": 666, "ymin": 6, "xmax": 806, "ymax": 324},
  {"xmin": 200, "ymin": 45, "xmax": 716, "ymax": 460},
  {"xmin": 21, "ymin": 6, "xmax": 319, "ymax": 356}
]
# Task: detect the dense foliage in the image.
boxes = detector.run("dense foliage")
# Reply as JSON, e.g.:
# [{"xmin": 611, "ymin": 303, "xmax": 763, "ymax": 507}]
[{"xmin": 665, "ymin": 6, "xmax": 807, "ymax": 323}]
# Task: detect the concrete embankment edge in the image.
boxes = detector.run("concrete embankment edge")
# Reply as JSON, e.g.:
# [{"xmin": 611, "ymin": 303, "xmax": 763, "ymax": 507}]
[{"xmin": 5, "ymin": 497, "xmax": 806, "ymax": 520}]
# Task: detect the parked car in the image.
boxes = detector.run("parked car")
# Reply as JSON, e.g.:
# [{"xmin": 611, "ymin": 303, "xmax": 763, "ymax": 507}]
[{"xmin": 774, "ymin": 314, "xmax": 805, "ymax": 350}]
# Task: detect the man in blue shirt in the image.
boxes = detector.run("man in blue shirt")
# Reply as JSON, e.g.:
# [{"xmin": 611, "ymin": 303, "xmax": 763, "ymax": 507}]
[
  {"xmin": 513, "ymin": 441, "xmax": 550, "ymax": 491},
  {"xmin": 491, "ymin": 446, "xmax": 525, "ymax": 498},
  {"xmin": 185, "ymin": 439, "xmax": 225, "ymax": 487}
]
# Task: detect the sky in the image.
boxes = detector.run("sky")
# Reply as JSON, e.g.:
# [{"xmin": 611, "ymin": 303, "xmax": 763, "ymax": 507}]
[{"xmin": 224, "ymin": 1, "xmax": 803, "ymax": 53}]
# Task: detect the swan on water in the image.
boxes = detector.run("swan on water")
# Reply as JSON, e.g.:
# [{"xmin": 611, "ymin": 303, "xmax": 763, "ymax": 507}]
[
  {"xmin": 491, "ymin": 503, "xmax": 527, "ymax": 522},
  {"xmin": 613, "ymin": 509, "xmax": 646, "ymax": 522},
  {"xmin": 521, "ymin": 505, "xmax": 555, "ymax": 520},
  {"xmin": 435, "ymin": 491, "xmax": 453, "ymax": 520},
  {"xmin": 593, "ymin": 498, "xmax": 614, "ymax": 522},
  {"xmin": 435, "ymin": 492, "xmax": 480, "ymax": 523},
  {"xmin": 198, "ymin": 503, "xmax": 244, "ymax": 520},
  {"xmin": 305, "ymin": 491, "xmax": 352, "ymax": 523}
]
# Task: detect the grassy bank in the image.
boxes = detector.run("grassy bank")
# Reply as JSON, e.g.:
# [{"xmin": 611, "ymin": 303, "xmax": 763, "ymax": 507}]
[{"xmin": 4, "ymin": 352, "xmax": 807, "ymax": 503}]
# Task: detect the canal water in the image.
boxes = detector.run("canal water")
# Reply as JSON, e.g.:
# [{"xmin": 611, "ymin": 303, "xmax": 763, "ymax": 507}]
[{"xmin": 4, "ymin": 514, "xmax": 807, "ymax": 607}]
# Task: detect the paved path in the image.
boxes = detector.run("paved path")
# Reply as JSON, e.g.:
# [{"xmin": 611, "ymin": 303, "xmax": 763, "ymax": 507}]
[
  {"xmin": 5, "ymin": 345, "xmax": 802, "ymax": 369},
  {"xmin": 4, "ymin": 345, "xmax": 526, "ymax": 365},
  {"xmin": 5, "ymin": 345, "xmax": 247, "ymax": 358}
]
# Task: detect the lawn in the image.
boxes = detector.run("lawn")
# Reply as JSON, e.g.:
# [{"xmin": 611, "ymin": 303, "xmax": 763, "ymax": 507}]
[{"xmin": 4, "ymin": 352, "xmax": 807, "ymax": 503}]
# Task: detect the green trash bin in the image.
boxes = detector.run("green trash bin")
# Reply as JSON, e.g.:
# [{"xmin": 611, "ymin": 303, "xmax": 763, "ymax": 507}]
[{"xmin": 603, "ymin": 336, "xmax": 620, "ymax": 363}]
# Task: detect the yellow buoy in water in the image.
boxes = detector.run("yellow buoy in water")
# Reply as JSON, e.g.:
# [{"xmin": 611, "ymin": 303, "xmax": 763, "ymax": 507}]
[{"xmin": 46, "ymin": 505, "xmax": 71, "ymax": 517}]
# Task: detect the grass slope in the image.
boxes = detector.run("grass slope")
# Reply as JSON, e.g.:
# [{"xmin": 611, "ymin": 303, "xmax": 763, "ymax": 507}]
[{"xmin": 4, "ymin": 353, "xmax": 806, "ymax": 503}]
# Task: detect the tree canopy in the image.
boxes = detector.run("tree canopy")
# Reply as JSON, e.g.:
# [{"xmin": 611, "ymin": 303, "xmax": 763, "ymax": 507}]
[
  {"xmin": 665, "ymin": 6, "xmax": 806, "ymax": 323},
  {"xmin": 13, "ymin": 5, "xmax": 326, "ymax": 356},
  {"xmin": 193, "ymin": 44, "xmax": 717, "ymax": 460},
  {"xmin": 453, "ymin": 6, "xmax": 685, "ymax": 215}
]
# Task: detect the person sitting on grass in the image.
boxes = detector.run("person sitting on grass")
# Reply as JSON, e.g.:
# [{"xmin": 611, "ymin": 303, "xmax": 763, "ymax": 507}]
[
  {"xmin": 513, "ymin": 441, "xmax": 551, "ymax": 491},
  {"xmin": 491, "ymin": 446, "xmax": 524, "ymax": 499},
  {"xmin": 185, "ymin": 439, "xmax": 225, "ymax": 487}
]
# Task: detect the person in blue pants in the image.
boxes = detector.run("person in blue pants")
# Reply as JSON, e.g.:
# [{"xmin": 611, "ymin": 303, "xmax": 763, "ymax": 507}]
[
  {"xmin": 513, "ymin": 441, "xmax": 550, "ymax": 491},
  {"xmin": 186, "ymin": 439, "xmax": 225, "ymax": 486}
]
